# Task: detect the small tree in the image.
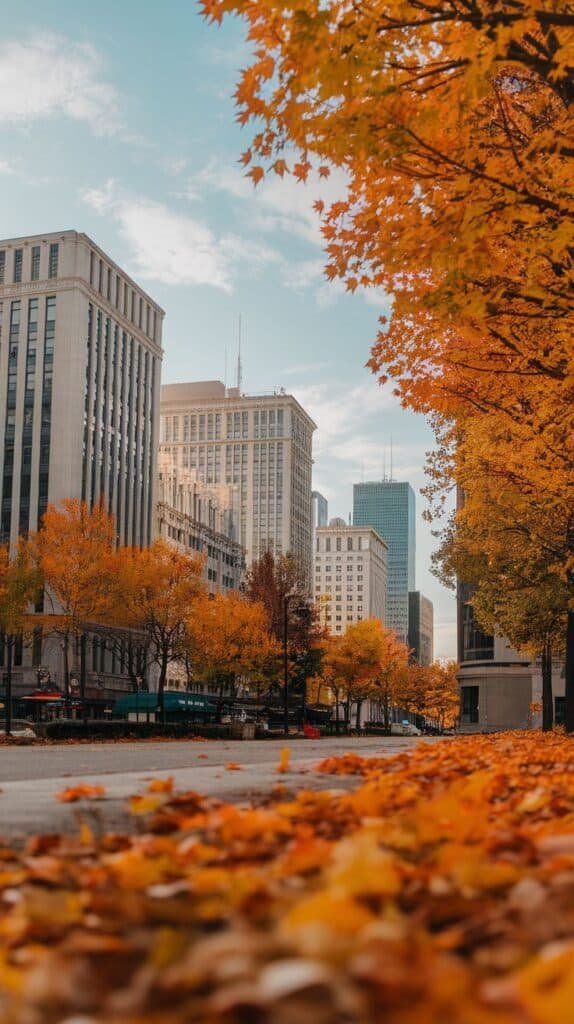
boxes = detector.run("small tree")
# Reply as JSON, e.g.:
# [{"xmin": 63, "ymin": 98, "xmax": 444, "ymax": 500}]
[
  {"xmin": 324, "ymin": 620, "xmax": 394, "ymax": 731},
  {"xmin": 0, "ymin": 539, "xmax": 43, "ymax": 734},
  {"xmin": 113, "ymin": 541, "xmax": 204, "ymax": 718},
  {"xmin": 35, "ymin": 500, "xmax": 116, "ymax": 705},
  {"xmin": 186, "ymin": 590, "xmax": 279, "ymax": 717}
]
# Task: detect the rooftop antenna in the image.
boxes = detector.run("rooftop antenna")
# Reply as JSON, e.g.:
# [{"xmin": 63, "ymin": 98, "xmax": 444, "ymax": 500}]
[
  {"xmin": 236, "ymin": 314, "xmax": 243, "ymax": 392},
  {"xmin": 361, "ymin": 458, "xmax": 365, "ymax": 482},
  {"xmin": 224, "ymin": 346, "xmax": 228, "ymax": 390},
  {"xmin": 382, "ymin": 446, "xmax": 386, "ymax": 481},
  {"xmin": 390, "ymin": 434, "xmax": 394, "ymax": 482}
]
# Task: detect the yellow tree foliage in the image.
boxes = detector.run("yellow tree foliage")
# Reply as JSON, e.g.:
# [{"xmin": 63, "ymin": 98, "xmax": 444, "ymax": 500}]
[
  {"xmin": 113, "ymin": 540, "xmax": 205, "ymax": 709},
  {"xmin": 186, "ymin": 590, "xmax": 279, "ymax": 694},
  {"xmin": 324, "ymin": 618, "xmax": 409, "ymax": 730},
  {"xmin": 202, "ymin": 0, "xmax": 574, "ymax": 420},
  {"xmin": 34, "ymin": 500, "xmax": 117, "ymax": 696},
  {"xmin": 35, "ymin": 499, "xmax": 116, "ymax": 629},
  {"xmin": 204, "ymin": 0, "xmax": 574, "ymax": 722},
  {"xmin": 0, "ymin": 539, "xmax": 43, "ymax": 733}
]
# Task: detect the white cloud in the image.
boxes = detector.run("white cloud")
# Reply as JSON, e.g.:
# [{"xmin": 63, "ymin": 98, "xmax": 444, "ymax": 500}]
[
  {"xmin": 191, "ymin": 162, "xmax": 349, "ymax": 247},
  {"xmin": 0, "ymin": 160, "xmax": 14, "ymax": 174},
  {"xmin": 0, "ymin": 34, "xmax": 119, "ymax": 134},
  {"xmin": 81, "ymin": 181, "xmax": 279, "ymax": 291}
]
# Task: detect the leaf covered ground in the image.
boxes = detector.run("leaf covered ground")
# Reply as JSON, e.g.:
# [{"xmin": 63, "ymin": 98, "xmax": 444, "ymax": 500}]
[{"xmin": 2, "ymin": 733, "xmax": 574, "ymax": 1022}]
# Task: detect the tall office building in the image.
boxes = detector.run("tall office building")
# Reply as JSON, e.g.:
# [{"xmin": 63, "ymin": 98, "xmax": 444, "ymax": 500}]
[
  {"xmin": 408, "ymin": 591, "xmax": 434, "ymax": 665},
  {"xmin": 353, "ymin": 480, "xmax": 415, "ymax": 642},
  {"xmin": 0, "ymin": 230, "xmax": 163, "ymax": 702},
  {"xmin": 0, "ymin": 231, "xmax": 163, "ymax": 547},
  {"xmin": 160, "ymin": 381, "xmax": 316, "ymax": 586},
  {"xmin": 314, "ymin": 522, "xmax": 387, "ymax": 635},
  {"xmin": 312, "ymin": 491, "xmax": 328, "ymax": 531}
]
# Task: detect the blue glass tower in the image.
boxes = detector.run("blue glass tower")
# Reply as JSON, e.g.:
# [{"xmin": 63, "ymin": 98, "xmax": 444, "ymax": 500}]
[{"xmin": 353, "ymin": 480, "xmax": 415, "ymax": 642}]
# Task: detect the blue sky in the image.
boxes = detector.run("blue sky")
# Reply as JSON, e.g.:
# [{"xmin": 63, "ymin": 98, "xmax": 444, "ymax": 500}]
[{"xmin": 0, "ymin": 0, "xmax": 456, "ymax": 657}]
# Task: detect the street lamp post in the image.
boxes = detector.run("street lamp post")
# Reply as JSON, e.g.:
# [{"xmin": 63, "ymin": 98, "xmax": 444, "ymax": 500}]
[
  {"xmin": 283, "ymin": 593, "xmax": 290, "ymax": 736},
  {"xmin": 80, "ymin": 632, "xmax": 87, "ymax": 729}
]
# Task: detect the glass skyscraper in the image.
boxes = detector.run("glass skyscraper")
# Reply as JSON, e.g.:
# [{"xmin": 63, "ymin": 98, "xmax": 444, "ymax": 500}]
[{"xmin": 353, "ymin": 480, "xmax": 415, "ymax": 642}]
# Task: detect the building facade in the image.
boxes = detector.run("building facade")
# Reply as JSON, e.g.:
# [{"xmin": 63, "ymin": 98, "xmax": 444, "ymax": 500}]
[
  {"xmin": 353, "ymin": 480, "xmax": 415, "ymax": 642},
  {"xmin": 0, "ymin": 230, "xmax": 164, "ymax": 701},
  {"xmin": 314, "ymin": 523, "xmax": 387, "ymax": 635},
  {"xmin": 156, "ymin": 460, "xmax": 245, "ymax": 595},
  {"xmin": 408, "ymin": 591, "xmax": 434, "ymax": 665},
  {"xmin": 457, "ymin": 584, "xmax": 535, "ymax": 731},
  {"xmin": 312, "ymin": 491, "xmax": 328, "ymax": 531},
  {"xmin": 159, "ymin": 381, "xmax": 316, "ymax": 587}
]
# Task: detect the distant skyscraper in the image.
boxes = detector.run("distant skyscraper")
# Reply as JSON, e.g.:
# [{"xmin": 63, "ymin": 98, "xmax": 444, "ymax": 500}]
[
  {"xmin": 408, "ymin": 591, "xmax": 434, "ymax": 665},
  {"xmin": 353, "ymin": 480, "xmax": 415, "ymax": 642},
  {"xmin": 312, "ymin": 490, "xmax": 328, "ymax": 530},
  {"xmin": 160, "ymin": 381, "xmax": 316, "ymax": 587}
]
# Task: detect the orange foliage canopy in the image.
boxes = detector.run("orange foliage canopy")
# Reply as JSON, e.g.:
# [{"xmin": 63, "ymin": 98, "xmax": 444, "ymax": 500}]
[
  {"xmin": 4, "ymin": 733, "xmax": 574, "ymax": 1020},
  {"xmin": 201, "ymin": 0, "xmax": 573, "ymax": 423}
]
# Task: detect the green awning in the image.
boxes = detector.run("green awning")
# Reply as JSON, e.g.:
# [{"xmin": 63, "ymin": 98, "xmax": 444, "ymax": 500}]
[{"xmin": 113, "ymin": 691, "xmax": 217, "ymax": 715}]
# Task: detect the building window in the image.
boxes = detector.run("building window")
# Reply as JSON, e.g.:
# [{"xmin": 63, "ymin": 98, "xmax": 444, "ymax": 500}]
[
  {"xmin": 0, "ymin": 251, "xmax": 5, "ymax": 284},
  {"xmin": 347, "ymin": 537, "xmax": 353, "ymax": 550},
  {"xmin": 48, "ymin": 243, "xmax": 59, "ymax": 279},
  {"xmin": 38, "ymin": 297, "xmax": 56, "ymax": 526},
  {"xmin": 13, "ymin": 249, "xmax": 23, "ymax": 283},
  {"xmin": 325, "ymin": 538, "xmax": 331, "ymax": 552},
  {"xmin": 31, "ymin": 246, "xmax": 41, "ymax": 281},
  {"xmin": 1, "ymin": 301, "xmax": 21, "ymax": 541},
  {"xmin": 461, "ymin": 685, "xmax": 479, "ymax": 725},
  {"xmin": 19, "ymin": 298, "xmax": 39, "ymax": 535}
]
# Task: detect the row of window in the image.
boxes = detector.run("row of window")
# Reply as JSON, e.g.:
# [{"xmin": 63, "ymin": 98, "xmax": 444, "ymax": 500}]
[
  {"xmin": 89, "ymin": 250, "xmax": 158, "ymax": 344},
  {"xmin": 1, "ymin": 296, "xmax": 56, "ymax": 542},
  {"xmin": 317, "ymin": 535, "xmax": 367, "ymax": 552},
  {"xmin": 162, "ymin": 409, "xmax": 286, "ymax": 444},
  {"xmin": 82, "ymin": 304, "xmax": 156, "ymax": 546},
  {"xmin": 0, "ymin": 243, "xmax": 59, "ymax": 285}
]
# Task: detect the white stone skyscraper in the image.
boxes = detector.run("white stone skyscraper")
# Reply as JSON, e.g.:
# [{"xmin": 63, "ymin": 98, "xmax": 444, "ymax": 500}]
[
  {"xmin": 0, "ymin": 231, "xmax": 164, "ymax": 547},
  {"xmin": 159, "ymin": 381, "xmax": 315, "ymax": 587}
]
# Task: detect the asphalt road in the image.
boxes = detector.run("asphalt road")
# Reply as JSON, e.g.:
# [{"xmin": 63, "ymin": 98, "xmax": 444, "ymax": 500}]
[{"xmin": 0, "ymin": 735, "xmax": 431, "ymax": 842}]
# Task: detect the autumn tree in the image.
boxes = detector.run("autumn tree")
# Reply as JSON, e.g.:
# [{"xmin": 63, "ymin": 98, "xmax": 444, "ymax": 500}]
[
  {"xmin": 185, "ymin": 590, "xmax": 279, "ymax": 715},
  {"xmin": 246, "ymin": 551, "xmax": 324, "ymax": 703},
  {"xmin": 35, "ymin": 500, "xmax": 117, "ymax": 703},
  {"xmin": 205, "ymin": 0, "xmax": 574, "ymax": 724},
  {"xmin": 0, "ymin": 540, "xmax": 43, "ymax": 734},
  {"xmin": 423, "ymin": 662, "xmax": 460, "ymax": 732},
  {"xmin": 367, "ymin": 625, "xmax": 411, "ymax": 733},
  {"xmin": 113, "ymin": 541, "xmax": 204, "ymax": 718},
  {"xmin": 202, "ymin": 0, "xmax": 573, "ymax": 418},
  {"xmin": 323, "ymin": 619, "xmax": 408, "ymax": 731},
  {"xmin": 433, "ymin": 414, "xmax": 573, "ymax": 731}
]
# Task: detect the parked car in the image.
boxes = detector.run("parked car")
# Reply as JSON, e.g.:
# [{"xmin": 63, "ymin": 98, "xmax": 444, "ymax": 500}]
[
  {"xmin": 0, "ymin": 719, "xmax": 37, "ymax": 738},
  {"xmin": 390, "ymin": 722, "xmax": 421, "ymax": 737}
]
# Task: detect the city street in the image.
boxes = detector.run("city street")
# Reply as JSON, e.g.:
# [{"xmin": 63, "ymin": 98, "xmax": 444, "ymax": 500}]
[{"xmin": 0, "ymin": 735, "xmax": 431, "ymax": 841}]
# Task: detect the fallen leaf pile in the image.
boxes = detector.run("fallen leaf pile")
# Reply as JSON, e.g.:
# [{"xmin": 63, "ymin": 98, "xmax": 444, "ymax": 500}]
[{"xmin": 3, "ymin": 733, "xmax": 574, "ymax": 1022}]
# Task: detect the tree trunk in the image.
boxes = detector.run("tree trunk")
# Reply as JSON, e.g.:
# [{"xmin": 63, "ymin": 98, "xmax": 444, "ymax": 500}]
[
  {"xmin": 541, "ymin": 640, "xmax": 554, "ymax": 732},
  {"xmin": 344, "ymin": 698, "xmax": 351, "ymax": 731},
  {"xmin": 355, "ymin": 698, "xmax": 362, "ymax": 733},
  {"xmin": 565, "ymin": 609, "xmax": 574, "ymax": 734},
  {"xmin": 335, "ymin": 693, "xmax": 340, "ymax": 734}
]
